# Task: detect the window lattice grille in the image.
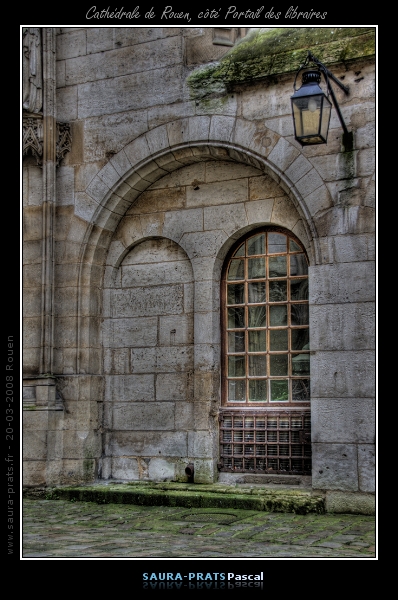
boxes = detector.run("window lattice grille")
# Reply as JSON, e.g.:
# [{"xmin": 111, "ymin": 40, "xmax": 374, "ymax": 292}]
[{"xmin": 219, "ymin": 411, "xmax": 311, "ymax": 475}]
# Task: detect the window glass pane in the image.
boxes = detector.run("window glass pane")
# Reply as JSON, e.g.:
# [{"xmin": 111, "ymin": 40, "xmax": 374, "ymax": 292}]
[
  {"xmin": 289, "ymin": 239, "xmax": 302, "ymax": 252},
  {"xmin": 269, "ymin": 256, "xmax": 287, "ymax": 278},
  {"xmin": 228, "ymin": 331, "xmax": 245, "ymax": 353},
  {"xmin": 292, "ymin": 379, "xmax": 310, "ymax": 401},
  {"xmin": 234, "ymin": 430, "xmax": 243, "ymax": 442},
  {"xmin": 223, "ymin": 444, "xmax": 233, "ymax": 455},
  {"xmin": 249, "ymin": 355, "xmax": 267, "ymax": 377},
  {"xmin": 292, "ymin": 353, "xmax": 310, "ymax": 376},
  {"xmin": 270, "ymin": 354, "xmax": 288, "ymax": 376},
  {"xmin": 228, "ymin": 259, "xmax": 244, "ymax": 280},
  {"xmin": 268, "ymin": 233, "xmax": 287, "ymax": 254},
  {"xmin": 248, "ymin": 257, "xmax": 265, "ymax": 279},
  {"xmin": 233, "ymin": 242, "xmax": 245, "ymax": 257},
  {"xmin": 224, "ymin": 229, "xmax": 310, "ymax": 407},
  {"xmin": 249, "ymin": 380, "xmax": 267, "ymax": 402},
  {"xmin": 228, "ymin": 355, "xmax": 246, "ymax": 377},
  {"xmin": 227, "ymin": 284, "xmax": 244, "ymax": 305},
  {"xmin": 290, "ymin": 254, "xmax": 308, "ymax": 276},
  {"xmin": 270, "ymin": 329, "xmax": 288, "ymax": 351},
  {"xmin": 228, "ymin": 307, "xmax": 245, "ymax": 329},
  {"xmin": 248, "ymin": 306, "xmax": 266, "ymax": 328},
  {"xmin": 248, "ymin": 281, "xmax": 266, "ymax": 303},
  {"xmin": 291, "ymin": 329, "xmax": 309, "ymax": 351},
  {"xmin": 269, "ymin": 280, "xmax": 287, "ymax": 302},
  {"xmin": 245, "ymin": 416, "xmax": 254, "ymax": 428},
  {"xmin": 290, "ymin": 278, "xmax": 308, "ymax": 300},
  {"xmin": 269, "ymin": 305, "xmax": 287, "ymax": 326},
  {"xmin": 248, "ymin": 330, "xmax": 266, "ymax": 352},
  {"xmin": 228, "ymin": 380, "xmax": 245, "ymax": 402},
  {"xmin": 247, "ymin": 234, "xmax": 265, "ymax": 255},
  {"xmin": 270, "ymin": 380, "xmax": 289, "ymax": 402},
  {"xmin": 291, "ymin": 304, "xmax": 309, "ymax": 326}
]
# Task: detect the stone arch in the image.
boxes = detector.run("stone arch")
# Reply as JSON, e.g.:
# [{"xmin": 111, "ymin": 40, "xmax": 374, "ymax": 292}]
[
  {"xmin": 76, "ymin": 118, "xmax": 329, "ymax": 375},
  {"xmin": 80, "ymin": 117, "xmax": 328, "ymax": 258}
]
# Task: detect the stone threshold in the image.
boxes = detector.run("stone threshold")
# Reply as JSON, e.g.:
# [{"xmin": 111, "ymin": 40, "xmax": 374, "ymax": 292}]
[{"xmin": 23, "ymin": 481, "xmax": 326, "ymax": 515}]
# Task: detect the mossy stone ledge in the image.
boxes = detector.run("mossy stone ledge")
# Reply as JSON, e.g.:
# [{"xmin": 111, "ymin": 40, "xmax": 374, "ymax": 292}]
[{"xmin": 187, "ymin": 27, "xmax": 376, "ymax": 100}]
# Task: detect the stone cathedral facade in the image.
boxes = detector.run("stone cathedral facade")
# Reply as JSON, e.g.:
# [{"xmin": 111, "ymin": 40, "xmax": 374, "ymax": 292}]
[{"xmin": 22, "ymin": 27, "xmax": 376, "ymax": 513}]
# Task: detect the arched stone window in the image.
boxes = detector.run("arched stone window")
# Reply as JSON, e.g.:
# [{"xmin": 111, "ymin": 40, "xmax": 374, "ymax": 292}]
[{"xmin": 220, "ymin": 227, "xmax": 311, "ymax": 475}]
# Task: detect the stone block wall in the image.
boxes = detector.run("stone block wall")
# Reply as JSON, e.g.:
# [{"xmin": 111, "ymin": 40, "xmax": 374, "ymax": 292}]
[
  {"xmin": 100, "ymin": 160, "xmax": 311, "ymax": 482},
  {"xmin": 102, "ymin": 237, "xmax": 195, "ymax": 481},
  {"xmin": 22, "ymin": 27, "xmax": 375, "ymax": 502}
]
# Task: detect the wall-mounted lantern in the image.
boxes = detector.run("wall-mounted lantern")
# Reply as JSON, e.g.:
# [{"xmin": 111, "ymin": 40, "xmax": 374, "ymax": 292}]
[{"xmin": 291, "ymin": 51, "xmax": 353, "ymax": 150}]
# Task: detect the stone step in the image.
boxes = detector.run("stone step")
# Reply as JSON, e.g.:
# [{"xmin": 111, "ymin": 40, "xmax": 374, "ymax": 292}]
[{"xmin": 24, "ymin": 481, "xmax": 326, "ymax": 515}]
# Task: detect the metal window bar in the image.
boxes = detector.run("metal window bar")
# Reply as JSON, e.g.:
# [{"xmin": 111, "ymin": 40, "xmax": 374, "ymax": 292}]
[{"xmin": 219, "ymin": 411, "xmax": 311, "ymax": 475}]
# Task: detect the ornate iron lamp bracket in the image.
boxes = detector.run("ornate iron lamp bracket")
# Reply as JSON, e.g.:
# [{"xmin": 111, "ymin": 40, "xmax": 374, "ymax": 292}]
[{"xmin": 294, "ymin": 51, "xmax": 352, "ymax": 150}]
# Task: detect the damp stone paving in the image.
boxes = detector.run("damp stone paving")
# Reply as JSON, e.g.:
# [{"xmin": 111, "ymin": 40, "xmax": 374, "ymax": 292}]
[{"xmin": 23, "ymin": 498, "xmax": 376, "ymax": 558}]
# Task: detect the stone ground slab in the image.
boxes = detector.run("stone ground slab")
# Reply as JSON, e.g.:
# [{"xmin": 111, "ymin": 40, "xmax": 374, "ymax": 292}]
[{"xmin": 23, "ymin": 498, "xmax": 376, "ymax": 559}]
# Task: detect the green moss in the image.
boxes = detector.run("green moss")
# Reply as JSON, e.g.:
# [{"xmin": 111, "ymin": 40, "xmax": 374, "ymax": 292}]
[
  {"xmin": 45, "ymin": 483, "xmax": 325, "ymax": 514},
  {"xmin": 188, "ymin": 27, "xmax": 375, "ymax": 100},
  {"xmin": 82, "ymin": 448, "xmax": 96, "ymax": 483}
]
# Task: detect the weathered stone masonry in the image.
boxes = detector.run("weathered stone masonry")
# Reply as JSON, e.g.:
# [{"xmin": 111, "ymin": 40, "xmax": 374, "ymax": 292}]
[{"xmin": 23, "ymin": 27, "xmax": 375, "ymax": 512}]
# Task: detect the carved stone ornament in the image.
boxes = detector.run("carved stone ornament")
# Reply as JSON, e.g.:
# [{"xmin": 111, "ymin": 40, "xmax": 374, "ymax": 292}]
[
  {"xmin": 56, "ymin": 121, "xmax": 72, "ymax": 166},
  {"xmin": 23, "ymin": 115, "xmax": 72, "ymax": 166},
  {"xmin": 23, "ymin": 27, "xmax": 43, "ymax": 114},
  {"xmin": 23, "ymin": 114, "xmax": 43, "ymax": 164}
]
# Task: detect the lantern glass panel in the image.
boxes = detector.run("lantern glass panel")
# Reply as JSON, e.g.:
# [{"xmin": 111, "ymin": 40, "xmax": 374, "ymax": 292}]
[
  {"xmin": 291, "ymin": 88, "xmax": 332, "ymax": 145},
  {"xmin": 292, "ymin": 93, "xmax": 323, "ymax": 137},
  {"xmin": 320, "ymin": 96, "xmax": 332, "ymax": 140}
]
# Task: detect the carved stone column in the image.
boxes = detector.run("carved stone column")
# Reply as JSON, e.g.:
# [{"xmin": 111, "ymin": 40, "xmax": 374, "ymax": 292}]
[
  {"xmin": 23, "ymin": 28, "xmax": 71, "ymax": 411},
  {"xmin": 40, "ymin": 27, "xmax": 57, "ymax": 377}
]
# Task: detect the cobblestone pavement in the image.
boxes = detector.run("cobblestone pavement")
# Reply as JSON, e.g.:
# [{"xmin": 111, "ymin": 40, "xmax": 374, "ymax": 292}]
[{"xmin": 23, "ymin": 499, "xmax": 376, "ymax": 559}]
